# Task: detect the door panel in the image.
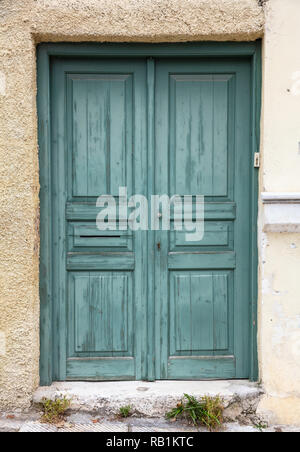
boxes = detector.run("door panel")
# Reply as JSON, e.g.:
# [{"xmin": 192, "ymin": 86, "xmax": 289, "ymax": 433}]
[
  {"xmin": 154, "ymin": 58, "xmax": 251, "ymax": 379},
  {"xmin": 170, "ymin": 74, "xmax": 231, "ymax": 197},
  {"xmin": 69, "ymin": 272, "xmax": 132, "ymax": 355},
  {"xmin": 170, "ymin": 272, "xmax": 231, "ymax": 353},
  {"xmin": 71, "ymin": 74, "xmax": 132, "ymax": 197},
  {"xmin": 51, "ymin": 58, "xmax": 148, "ymax": 380}
]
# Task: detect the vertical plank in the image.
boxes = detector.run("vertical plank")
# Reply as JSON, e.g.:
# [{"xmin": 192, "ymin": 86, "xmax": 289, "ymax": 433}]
[
  {"xmin": 111, "ymin": 275, "xmax": 128, "ymax": 353},
  {"xmin": 233, "ymin": 61, "xmax": 252, "ymax": 378},
  {"xmin": 154, "ymin": 61, "xmax": 170, "ymax": 379},
  {"xmin": 212, "ymin": 78, "xmax": 228, "ymax": 196},
  {"xmin": 198, "ymin": 80, "xmax": 214, "ymax": 195},
  {"xmin": 37, "ymin": 46, "xmax": 53, "ymax": 386},
  {"xmin": 213, "ymin": 274, "xmax": 229, "ymax": 350},
  {"xmin": 75, "ymin": 275, "xmax": 90, "ymax": 352},
  {"xmin": 147, "ymin": 58, "xmax": 155, "ymax": 381},
  {"xmin": 174, "ymin": 78, "xmax": 193, "ymax": 194},
  {"xmin": 132, "ymin": 60, "xmax": 148, "ymax": 380},
  {"xmin": 72, "ymin": 80, "xmax": 88, "ymax": 197},
  {"xmin": 52, "ymin": 59, "xmax": 68, "ymax": 380},
  {"xmin": 175, "ymin": 275, "xmax": 192, "ymax": 352},
  {"xmin": 191, "ymin": 275, "xmax": 214, "ymax": 351},
  {"xmin": 109, "ymin": 78, "xmax": 127, "ymax": 195},
  {"xmin": 87, "ymin": 80, "xmax": 109, "ymax": 197}
]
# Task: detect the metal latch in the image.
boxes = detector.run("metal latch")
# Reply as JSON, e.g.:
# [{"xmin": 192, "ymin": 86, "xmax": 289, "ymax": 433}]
[{"xmin": 254, "ymin": 153, "xmax": 260, "ymax": 168}]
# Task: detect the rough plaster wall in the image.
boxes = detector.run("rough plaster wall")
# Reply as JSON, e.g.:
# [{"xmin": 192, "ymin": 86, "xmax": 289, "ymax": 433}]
[
  {"xmin": 33, "ymin": 0, "xmax": 264, "ymax": 43},
  {"xmin": 0, "ymin": 0, "xmax": 264, "ymax": 410},
  {"xmin": 0, "ymin": 4, "xmax": 40, "ymax": 410},
  {"xmin": 257, "ymin": 0, "xmax": 300, "ymax": 425}
]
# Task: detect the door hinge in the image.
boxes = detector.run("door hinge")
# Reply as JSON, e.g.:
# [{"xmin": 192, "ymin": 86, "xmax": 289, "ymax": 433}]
[{"xmin": 254, "ymin": 153, "xmax": 260, "ymax": 168}]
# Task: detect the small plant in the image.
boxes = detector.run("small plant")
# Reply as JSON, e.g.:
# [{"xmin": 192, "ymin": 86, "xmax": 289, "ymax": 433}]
[
  {"xmin": 40, "ymin": 396, "xmax": 71, "ymax": 424},
  {"xmin": 119, "ymin": 405, "xmax": 132, "ymax": 418},
  {"xmin": 254, "ymin": 422, "xmax": 268, "ymax": 432},
  {"xmin": 166, "ymin": 394, "xmax": 224, "ymax": 431}
]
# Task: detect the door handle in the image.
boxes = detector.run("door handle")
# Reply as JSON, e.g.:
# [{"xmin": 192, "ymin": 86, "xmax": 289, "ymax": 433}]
[{"xmin": 157, "ymin": 242, "xmax": 161, "ymax": 250}]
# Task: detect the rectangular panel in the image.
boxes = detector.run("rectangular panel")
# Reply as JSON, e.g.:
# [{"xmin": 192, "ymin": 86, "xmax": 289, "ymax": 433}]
[
  {"xmin": 70, "ymin": 273, "xmax": 132, "ymax": 354},
  {"xmin": 173, "ymin": 222, "xmax": 230, "ymax": 248},
  {"xmin": 69, "ymin": 223, "xmax": 132, "ymax": 249},
  {"xmin": 167, "ymin": 356, "xmax": 235, "ymax": 379},
  {"xmin": 168, "ymin": 252, "xmax": 236, "ymax": 270},
  {"xmin": 171, "ymin": 273, "xmax": 229, "ymax": 353},
  {"xmin": 70, "ymin": 74, "xmax": 132, "ymax": 197},
  {"xmin": 67, "ymin": 253, "xmax": 135, "ymax": 271},
  {"xmin": 65, "ymin": 201, "xmax": 236, "ymax": 222},
  {"xmin": 170, "ymin": 75, "xmax": 232, "ymax": 197},
  {"xmin": 67, "ymin": 358, "xmax": 135, "ymax": 381},
  {"xmin": 171, "ymin": 203, "xmax": 236, "ymax": 221}
]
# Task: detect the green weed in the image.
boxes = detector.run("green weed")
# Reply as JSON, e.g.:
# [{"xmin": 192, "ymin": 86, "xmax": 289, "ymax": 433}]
[
  {"xmin": 166, "ymin": 394, "xmax": 224, "ymax": 431},
  {"xmin": 119, "ymin": 405, "xmax": 132, "ymax": 418},
  {"xmin": 40, "ymin": 396, "xmax": 71, "ymax": 424}
]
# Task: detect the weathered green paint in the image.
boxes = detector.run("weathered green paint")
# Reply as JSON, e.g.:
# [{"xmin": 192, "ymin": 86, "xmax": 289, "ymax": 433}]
[
  {"xmin": 38, "ymin": 43, "xmax": 261, "ymax": 385},
  {"xmin": 51, "ymin": 57, "xmax": 148, "ymax": 381},
  {"xmin": 154, "ymin": 58, "xmax": 252, "ymax": 379}
]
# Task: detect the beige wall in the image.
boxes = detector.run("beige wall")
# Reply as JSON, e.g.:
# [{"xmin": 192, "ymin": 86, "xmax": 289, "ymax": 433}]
[
  {"xmin": 257, "ymin": 0, "xmax": 300, "ymax": 425},
  {"xmin": 0, "ymin": 0, "xmax": 299, "ymax": 425}
]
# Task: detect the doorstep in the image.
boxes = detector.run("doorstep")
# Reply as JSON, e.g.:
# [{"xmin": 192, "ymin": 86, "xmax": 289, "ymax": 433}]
[{"xmin": 33, "ymin": 380, "xmax": 263, "ymax": 421}]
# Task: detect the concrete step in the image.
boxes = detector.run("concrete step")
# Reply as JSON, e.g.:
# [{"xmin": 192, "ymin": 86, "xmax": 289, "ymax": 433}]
[{"xmin": 33, "ymin": 380, "xmax": 264, "ymax": 424}]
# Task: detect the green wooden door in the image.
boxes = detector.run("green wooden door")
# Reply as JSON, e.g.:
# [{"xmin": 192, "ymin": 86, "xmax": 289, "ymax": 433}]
[
  {"xmin": 154, "ymin": 59, "xmax": 252, "ymax": 379},
  {"xmin": 49, "ymin": 53, "xmax": 253, "ymax": 381},
  {"xmin": 51, "ymin": 58, "xmax": 148, "ymax": 380}
]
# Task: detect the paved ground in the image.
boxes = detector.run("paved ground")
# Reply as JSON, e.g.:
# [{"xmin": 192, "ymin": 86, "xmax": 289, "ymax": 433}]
[{"xmin": 0, "ymin": 412, "xmax": 299, "ymax": 432}]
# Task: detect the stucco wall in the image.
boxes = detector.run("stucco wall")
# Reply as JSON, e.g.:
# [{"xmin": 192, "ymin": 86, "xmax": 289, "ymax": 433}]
[
  {"xmin": 1, "ymin": 0, "xmax": 299, "ymax": 426},
  {"xmin": 257, "ymin": 0, "xmax": 300, "ymax": 425},
  {"xmin": 0, "ymin": 0, "xmax": 264, "ymax": 411}
]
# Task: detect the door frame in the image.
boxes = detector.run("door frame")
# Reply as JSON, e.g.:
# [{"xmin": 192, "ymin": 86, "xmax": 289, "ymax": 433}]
[{"xmin": 37, "ymin": 42, "xmax": 261, "ymax": 386}]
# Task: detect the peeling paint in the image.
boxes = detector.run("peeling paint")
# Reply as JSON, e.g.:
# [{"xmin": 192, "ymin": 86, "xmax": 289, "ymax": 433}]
[{"xmin": 257, "ymin": 0, "xmax": 300, "ymax": 424}]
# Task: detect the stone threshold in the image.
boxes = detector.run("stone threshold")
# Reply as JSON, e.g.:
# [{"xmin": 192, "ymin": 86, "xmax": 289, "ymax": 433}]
[{"xmin": 33, "ymin": 380, "xmax": 263, "ymax": 423}]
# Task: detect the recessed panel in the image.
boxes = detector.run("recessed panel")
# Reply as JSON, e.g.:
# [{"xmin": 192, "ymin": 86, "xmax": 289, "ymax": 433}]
[
  {"xmin": 71, "ymin": 74, "xmax": 132, "ymax": 197},
  {"xmin": 68, "ymin": 222, "xmax": 132, "ymax": 250},
  {"xmin": 170, "ymin": 74, "xmax": 232, "ymax": 197},
  {"xmin": 172, "ymin": 222, "xmax": 231, "ymax": 249},
  {"xmin": 170, "ymin": 272, "xmax": 229, "ymax": 354},
  {"xmin": 69, "ymin": 272, "xmax": 132, "ymax": 355}
]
